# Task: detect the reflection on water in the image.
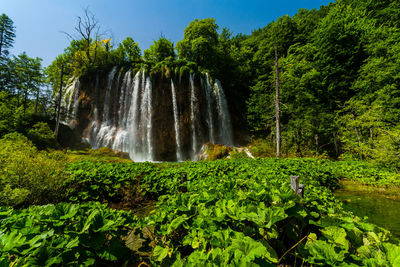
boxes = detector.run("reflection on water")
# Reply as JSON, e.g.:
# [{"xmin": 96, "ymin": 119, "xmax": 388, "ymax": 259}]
[{"xmin": 335, "ymin": 185, "xmax": 400, "ymax": 237}]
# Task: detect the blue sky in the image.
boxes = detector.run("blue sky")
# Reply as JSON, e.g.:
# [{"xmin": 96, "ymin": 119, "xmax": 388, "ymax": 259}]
[{"xmin": 1, "ymin": 0, "xmax": 331, "ymax": 67}]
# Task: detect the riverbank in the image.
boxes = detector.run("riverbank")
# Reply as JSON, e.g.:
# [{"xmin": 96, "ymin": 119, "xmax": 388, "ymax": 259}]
[
  {"xmin": 335, "ymin": 180, "xmax": 400, "ymax": 237},
  {"xmin": 337, "ymin": 180, "xmax": 400, "ymax": 200}
]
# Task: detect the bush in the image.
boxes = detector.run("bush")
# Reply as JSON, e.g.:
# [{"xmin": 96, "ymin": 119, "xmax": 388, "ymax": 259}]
[
  {"xmin": 229, "ymin": 150, "xmax": 250, "ymax": 159},
  {"xmin": 27, "ymin": 122, "xmax": 57, "ymax": 149},
  {"xmin": 0, "ymin": 133, "xmax": 66, "ymax": 206},
  {"xmin": 249, "ymin": 138, "xmax": 275, "ymax": 158}
]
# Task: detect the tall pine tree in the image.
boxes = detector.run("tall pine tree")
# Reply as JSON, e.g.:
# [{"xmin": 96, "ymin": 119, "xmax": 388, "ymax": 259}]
[{"xmin": 0, "ymin": 14, "xmax": 16, "ymax": 58}]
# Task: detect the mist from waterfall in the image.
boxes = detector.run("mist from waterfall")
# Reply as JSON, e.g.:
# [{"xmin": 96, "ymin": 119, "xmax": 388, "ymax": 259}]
[{"xmin": 67, "ymin": 68, "xmax": 234, "ymax": 162}]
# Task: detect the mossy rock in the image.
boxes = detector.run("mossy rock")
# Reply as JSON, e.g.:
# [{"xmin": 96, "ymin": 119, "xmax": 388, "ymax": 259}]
[{"xmin": 204, "ymin": 143, "xmax": 233, "ymax": 161}]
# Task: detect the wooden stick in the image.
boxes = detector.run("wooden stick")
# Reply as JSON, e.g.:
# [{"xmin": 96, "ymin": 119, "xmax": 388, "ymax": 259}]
[{"xmin": 278, "ymin": 235, "xmax": 308, "ymax": 263}]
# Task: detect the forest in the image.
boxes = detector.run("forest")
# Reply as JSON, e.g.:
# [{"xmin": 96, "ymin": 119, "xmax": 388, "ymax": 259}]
[{"xmin": 1, "ymin": 0, "xmax": 400, "ymax": 266}]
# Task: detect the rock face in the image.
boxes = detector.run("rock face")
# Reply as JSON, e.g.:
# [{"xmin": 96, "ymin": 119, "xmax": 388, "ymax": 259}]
[{"xmin": 62, "ymin": 67, "xmax": 234, "ymax": 162}]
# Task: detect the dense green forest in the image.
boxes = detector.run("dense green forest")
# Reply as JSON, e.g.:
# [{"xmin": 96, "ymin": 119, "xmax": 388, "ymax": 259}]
[{"xmin": 1, "ymin": 0, "xmax": 400, "ymax": 266}]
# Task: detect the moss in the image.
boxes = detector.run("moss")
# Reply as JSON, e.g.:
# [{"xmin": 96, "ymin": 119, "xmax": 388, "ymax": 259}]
[
  {"xmin": 249, "ymin": 139, "xmax": 275, "ymax": 158},
  {"xmin": 205, "ymin": 143, "xmax": 232, "ymax": 161}
]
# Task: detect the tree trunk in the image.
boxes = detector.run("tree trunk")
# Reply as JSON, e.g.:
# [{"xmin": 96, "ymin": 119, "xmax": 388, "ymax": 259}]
[
  {"xmin": 55, "ymin": 65, "xmax": 64, "ymax": 140},
  {"xmin": 274, "ymin": 44, "xmax": 281, "ymax": 157},
  {"xmin": 352, "ymin": 114, "xmax": 361, "ymax": 146},
  {"xmin": 86, "ymin": 39, "xmax": 92, "ymax": 63},
  {"xmin": 34, "ymin": 83, "xmax": 39, "ymax": 114},
  {"xmin": 94, "ymin": 38, "xmax": 98, "ymax": 63},
  {"xmin": 0, "ymin": 29, "xmax": 3, "ymax": 58},
  {"xmin": 333, "ymin": 132, "xmax": 339, "ymax": 156},
  {"xmin": 23, "ymin": 89, "xmax": 28, "ymax": 114},
  {"xmin": 369, "ymin": 127, "xmax": 374, "ymax": 146}
]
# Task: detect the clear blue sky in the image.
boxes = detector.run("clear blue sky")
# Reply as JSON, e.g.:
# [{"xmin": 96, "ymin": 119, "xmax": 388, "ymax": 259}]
[{"xmin": 1, "ymin": 0, "xmax": 332, "ymax": 67}]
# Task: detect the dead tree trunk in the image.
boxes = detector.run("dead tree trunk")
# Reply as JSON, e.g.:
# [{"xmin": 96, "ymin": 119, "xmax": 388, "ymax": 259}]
[
  {"xmin": 274, "ymin": 44, "xmax": 281, "ymax": 157},
  {"xmin": 290, "ymin": 176, "xmax": 304, "ymax": 197}
]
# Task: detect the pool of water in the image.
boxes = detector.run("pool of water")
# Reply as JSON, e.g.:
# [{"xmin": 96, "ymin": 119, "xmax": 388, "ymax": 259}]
[{"xmin": 335, "ymin": 183, "xmax": 400, "ymax": 237}]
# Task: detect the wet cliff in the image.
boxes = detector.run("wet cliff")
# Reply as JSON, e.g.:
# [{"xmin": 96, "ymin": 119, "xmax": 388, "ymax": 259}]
[{"xmin": 62, "ymin": 67, "xmax": 234, "ymax": 162}]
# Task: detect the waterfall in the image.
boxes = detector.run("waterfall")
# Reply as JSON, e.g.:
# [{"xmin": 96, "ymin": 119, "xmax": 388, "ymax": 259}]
[
  {"xmin": 190, "ymin": 73, "xmax": 198, "ymax": 159},
  {"xmin": 72, "ymin": 80, "xmax": 80, "ymax": 119},
  {"xmin": 112, "ymin": 70, "xmax": 132, "ymax": 152},
  {"xmin": 204, "ymin": 74, "xmax": 215, "ymax": 144},
  {"xmin": 62, "ymin": 77, "xmax": 78, "ymax": 117},
  {"xmin": 127, "ymin": 70, "xmax": 154, "ymax": 162},
  {"xmin": 75, "ymin": 67, "xmax": 234, "ymax": 162},
  {"xmin": 214, "ymin": 79, "xmax": 234, "ymax": 146},
  {"xmin": 128, "ymin": 71, "xmax": 141, "ymax": 158},
  {"xmin": 145, "ymin": 75, "xmax": 153, "ymax": 159},
  {"xmin": 103, "ymin": 67, "xmax": 117, "ymax": 124},
  {"xmin": 88, "ymin": 74, "xmax": 100, "ymax": 145},
  {"xmin": 171, "ymin": 79, "xmax": 182, "ymax": 161},
  {"xmin": 94, "ymin": 67, "xmax": 117, "ymax": 148}
]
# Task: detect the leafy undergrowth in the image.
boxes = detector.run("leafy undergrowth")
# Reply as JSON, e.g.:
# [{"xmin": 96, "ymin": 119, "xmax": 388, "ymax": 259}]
[
  {"xmin": 1, "ymin": 158, "xmax": 400, "ymax": 266},
  {"xmin": 332, "ymin": 160, "xmax": 400, "ymax": 187},
  {"xmin": 65, "ymin": 147, "xmax": 132, "ymax": 163}
]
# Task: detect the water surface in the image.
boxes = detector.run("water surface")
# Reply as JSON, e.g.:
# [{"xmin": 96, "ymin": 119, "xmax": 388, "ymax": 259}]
[{"xmin": 335, "ymin": 182, "xmax": 400, "ymax": 237}]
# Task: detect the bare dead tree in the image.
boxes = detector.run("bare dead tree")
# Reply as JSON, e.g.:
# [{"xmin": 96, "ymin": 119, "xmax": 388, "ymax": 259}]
[
  {"xmin": 76, "ymin": 8, "xmax": 98, "ymax": 63},
  {"xmin": 61, "ymin": 7, "xmax": 108, "ymax": 65}
]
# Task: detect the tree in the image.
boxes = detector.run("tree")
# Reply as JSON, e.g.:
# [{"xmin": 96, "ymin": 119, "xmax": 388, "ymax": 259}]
[
  {"xmin": 0, "ymin": 14, "xmax": 16, "ymax": 58},
  {"xmin": 176, "ymin": 18, "xmax": 219, "ymax": 69},
  {"xmin": 12, "ymin": 53, "xmax": 43, "ymax": 113},
  {"xmin": 62, "ymin": 8, "xmax": 106, "ymax": 66},
  {"xmin": 144, "ymin": 37, "xmax": 175, "ymax": 62},
  {"xmin": 117, "ymin": 37, "xmax": 141, "ymax": 63}
]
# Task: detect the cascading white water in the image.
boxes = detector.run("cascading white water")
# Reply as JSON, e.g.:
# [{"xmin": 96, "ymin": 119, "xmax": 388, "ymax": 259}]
[
  {"xmin": 112, "ymin": 71, "xmax": 132, "ymax": 152},
  {"xmin": 171, "ymin": 79, "xmax": 182, "ymax": 161},
  {"xmin": 126, "ymin": 70, "xmax": 154, "ymax": 162},
  {"xmin": 103, "ymin": 67, "xmax": 117, "ymax": 124},
  {"xmin": 62, "ymin": 77, "xmax": 78, "ymax": 117},
  {"xmin": 145, "ymin": 75, "xmax": 153, "ymax": 159},
  {"xmin": 94, "ymin": 67, "xmax": 117, "ymax": 148},
  {"xmin": 204, "ymin": 74, "xmax": 215, "ymax": 144},
  {"xmin": 72, "ymin": 80, "xmax": 80, "ymax": 119},
  {"xmin": 88, "ymin": 75, "xmax": 100, "ymax": 145},
  {"xmin": 214, "ymin": 79, "xmax": 234, "ymax": 146},
  {"xmin": 128, "ymin": 71, "xmax": 141, "ymax": 158},
  {"xmin": 189, "ymin": 73, "xmax": 199, "ymax": 159},
  {"xmin": 68, "ymin": 67, "xmax": 234, "ymax": 162}
]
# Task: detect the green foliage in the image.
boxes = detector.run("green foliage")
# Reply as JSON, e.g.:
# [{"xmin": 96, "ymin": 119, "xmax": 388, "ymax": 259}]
[
  {"xmin": 144, "ymin": 37, "xmax": 175, "ymax": 63},
  {"xmin": 0, "ymin": 133, "xmax": 66, "ymax": 206},
  {"xmin": 27, "ymin": 122, "xmax": 57, "ymax": 149},
  {"xmin": 249, "ymin": 138, "xmax": 276, "ymax": 158},
  {"xmin": 331, "ymin": 160, "xmax": 400, "ymax": 187},
  {"xmin": 0, "ymin": 13, "xmax": 16, "ymax": 58},
  {"xmin": 242, "ymin": 0, "xmax": 400, "ymax": 161},
  {"xmin": 176, "ymin": 18, "xmax": 219, "ymax": 70},
  {"xmin": 229, "ymin": 149, "xmax": 250, "ymax": 159},
  {"xmin": 2, "ymin": 158, "xmax": 400, "ymax": 265},
  {"xmin": 0, "ymin": 202, "xmax": 138, "ymax": 266},
  {"xmin": 64, "ymin": 161, "xmax": 156, "ymax": 203},
  {"xmin": 116, "ymin": 37, "xmax": 142, "ymax": 63}
]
